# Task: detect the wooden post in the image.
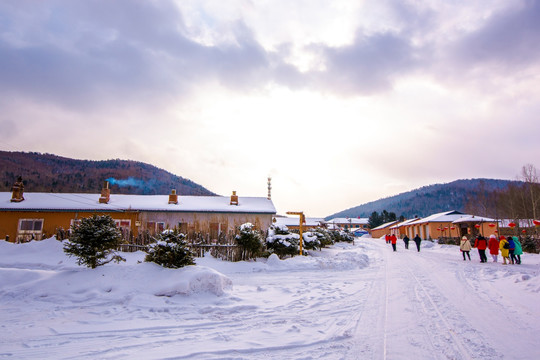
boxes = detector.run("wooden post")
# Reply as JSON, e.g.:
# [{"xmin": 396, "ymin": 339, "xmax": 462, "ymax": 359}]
[{"xmin": 287, "ymin": 211, "xmax": 305, "ymax": 256}]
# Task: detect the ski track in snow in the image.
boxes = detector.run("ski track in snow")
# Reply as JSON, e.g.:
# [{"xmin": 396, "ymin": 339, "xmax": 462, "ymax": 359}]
[{"xmin": 1, "ymin": 239, "xmax": 539, "ymax": 359}]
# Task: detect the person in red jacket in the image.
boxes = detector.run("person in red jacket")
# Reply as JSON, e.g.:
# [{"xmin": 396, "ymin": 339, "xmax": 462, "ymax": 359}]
[
  {"xmin": 390, "ymin": 234, "xmax": 397, "ymax": 251},
  {"xmin": 474, "ymin": 235, "xmax": 488, "ymax": 263},
  {"xmin": 488, "ymin": 234, "xmax": 500, "ymax": 262},
  {"xmin": 385, "ymin": 234, "xmax": 390, "ymax": 244}
]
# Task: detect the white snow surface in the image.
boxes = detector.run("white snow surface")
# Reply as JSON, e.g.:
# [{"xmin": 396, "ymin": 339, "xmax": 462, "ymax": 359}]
[{"xmin": 1, "ymin": 237, "xmax": 539, "ymax": 359}]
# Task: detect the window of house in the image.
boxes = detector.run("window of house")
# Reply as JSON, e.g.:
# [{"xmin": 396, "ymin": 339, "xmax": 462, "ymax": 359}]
[
  {"xmin": 146, "ymin": 221, "xmax": 165, "ymax": 234},
  {"xmin": 17, "ymin": 219, "xmax": 44, "ymax": 241},
  {"xmin": 114, "ymin": 220, "xmax": 131, "ymax": 229},
  {"xmin": 19, "ymin": 219, "xmax": 43, "ymax": 232}
]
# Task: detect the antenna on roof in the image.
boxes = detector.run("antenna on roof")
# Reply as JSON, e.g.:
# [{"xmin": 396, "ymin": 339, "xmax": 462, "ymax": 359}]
[{"xmin": 267, "ymin": 177, "xmax": 272, "ymax": 200}]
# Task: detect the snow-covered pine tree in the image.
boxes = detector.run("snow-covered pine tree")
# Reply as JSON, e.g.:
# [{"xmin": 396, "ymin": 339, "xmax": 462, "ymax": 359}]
[
  {"xmin": 266, "ymin": 224, "xmax": 300, "ymax": 258},
  {"xmin": 63, "ymin": 214, "xmax": 125, "ymax": 268},
  {"xmin": 235, "ymin": 223, "xmax": 263, "ymax": 260},
  {"xmin": 145, "ymin": 229, "xmax": 195, "ymax": 268}
]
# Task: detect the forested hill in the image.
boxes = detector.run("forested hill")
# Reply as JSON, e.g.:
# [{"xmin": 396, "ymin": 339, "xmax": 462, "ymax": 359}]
[
  {"xmin": 326, "ymin": 178, "xmax": 520, "ymax": 220},
  {"xmin": 0, "ymin": 151, "xmax": 215, "ymax": 196}
]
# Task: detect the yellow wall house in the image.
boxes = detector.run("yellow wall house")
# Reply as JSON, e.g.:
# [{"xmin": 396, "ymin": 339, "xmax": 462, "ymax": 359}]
[
  {"xmin": 0, "ymin": 181, "xmax": 276, "ymax": 243},
  {"xmin": 370, "ymin": 220, "xmax": 399, "ymax": 238},
  {"xmin": 402, "ymin": 210, "xmax": 466, "ymax": 240}
]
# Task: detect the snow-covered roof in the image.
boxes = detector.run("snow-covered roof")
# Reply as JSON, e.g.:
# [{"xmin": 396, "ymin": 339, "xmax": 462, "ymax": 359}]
[
  {"xmin": 407, "ymin": 210, "xmax": 465, "ymax": 225},
  {"xmin": 326, "ymin": 217, "xmax": 369, "ymax": 225},
  {"xmin": 371, "ymin": 220, "xmax": 398, "ymax": 231},
  {"xmin": 0, "ymin": 192, "xmax": 276, "ymax": 214},
  {"xmin": 452, "ymin": 215, "xmax": 495, "ymax": 224},
  {"xmin": 274, "ymin": 217, "xmax": 325, "ymax": 227},
  {"xmin": 389, "ymin": 218, "xmax": 419, "ymax": 229}
]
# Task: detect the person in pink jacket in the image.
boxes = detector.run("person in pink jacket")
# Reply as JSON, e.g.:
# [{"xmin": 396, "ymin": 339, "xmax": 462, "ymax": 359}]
[{"xmin": 488, "ymin": 234, "xmax": 500, "ymax": 262}]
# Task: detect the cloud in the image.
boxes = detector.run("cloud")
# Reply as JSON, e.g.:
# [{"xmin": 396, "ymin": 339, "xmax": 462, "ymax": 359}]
[
  {"xmin": 312, "ymin": 31, "xmax": 420, "ymax": 95},
  {"xmin": 451, "ymin": 0, "xmax": 540, "ymax": 68},
  {"xmin": 0, "ymin": 0, "xmax": 271, "ymax": 111}
]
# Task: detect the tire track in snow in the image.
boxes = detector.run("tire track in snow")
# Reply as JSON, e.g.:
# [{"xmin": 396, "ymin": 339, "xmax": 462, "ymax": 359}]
[
  {"xmin": 346, "ymin": 242, "xmax": 390, "ymax": 359},
  {"xmin": 398, "ymin": 248, "xmax": 503, "ymax": 360}
]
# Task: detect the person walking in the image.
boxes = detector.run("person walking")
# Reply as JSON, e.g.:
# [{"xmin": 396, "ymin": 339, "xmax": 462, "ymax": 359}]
[
  {"xmin": 390, "ymin": 234, "xmax": 397, "ymax": 251},
  {"xmin": 499, "ymin": 236, "xmax": 510, "ymax": 265},
  {"xmin": 513, "ymin": 236, "xmax": 523, "ymax": 264},
  {"xmin": 508, "ymin": 236, "xmax": 516, "ymax": 264},
  {"xmin": 460, "ymin": 236, "xmax": 472, "ymax": 261},
  {"xmin": 488, "ymin": 234, "xmax": 499, "ymax": 262},
  {"xmin": 413, "ymin": 234, "xmax": 422, "ymax": 252},
  {"xmin": 385, "ymin": 234, "xmax": 390, "ymax": 244},
  {"xmin": 474, "ymin": 235, "xmax": 488, "ymax": 263},
  {"xmin": 403, "ymin": 235, "xmax": 410, "ymax": 249}
]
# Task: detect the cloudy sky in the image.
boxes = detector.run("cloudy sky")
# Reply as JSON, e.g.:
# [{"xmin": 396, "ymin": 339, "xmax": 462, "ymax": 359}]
[{"xmin": 1, "ymin": 0, "xmax": 539, "ymax": 217}]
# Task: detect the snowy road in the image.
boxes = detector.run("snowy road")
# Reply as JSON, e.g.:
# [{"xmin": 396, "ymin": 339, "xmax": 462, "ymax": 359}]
[{"xmin": 1, "ymin": 238, "xmax": 539, "ymax": 359}]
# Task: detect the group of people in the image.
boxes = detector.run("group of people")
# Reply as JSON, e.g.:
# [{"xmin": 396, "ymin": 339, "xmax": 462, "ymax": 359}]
[
  {"xmin": 460, "ymin": 234, "xmax": 523, "ymax": 265},
  {"xmin": 385, "ymin": 234, "xmax": 422, "ymax": 252}
]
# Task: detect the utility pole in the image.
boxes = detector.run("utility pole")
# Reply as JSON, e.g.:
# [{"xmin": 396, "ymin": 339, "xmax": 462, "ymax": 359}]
[{"xmin": 287, "ymin": 211, "xmax": 305, "ymax": 255}]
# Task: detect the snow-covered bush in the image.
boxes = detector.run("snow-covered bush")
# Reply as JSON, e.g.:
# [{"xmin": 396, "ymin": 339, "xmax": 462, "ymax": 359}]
[
  {"xmin": 311, "ymin": 228, "xmax": 334, "ymax": 248},
  {"xmin": 235, "ymin": 222, "xmax": 263, "ymax": 260},
  {"xmin": 302, "ymin": 232, "xmax": 322, "ymax": 250},
  {"xmin": 145, "ymin": 229, "xmax": 195, "ymax": 268},
  {"xmin": 64, "ymin": 214, "xmax": 125, "ymax": 268},
  {"xmin": 329, "ymin": 230, "xmax": 355, "ymax": 243},
  {"xmin": 266, "ymin": 224, "xmax": 300, "ymax": 258}
]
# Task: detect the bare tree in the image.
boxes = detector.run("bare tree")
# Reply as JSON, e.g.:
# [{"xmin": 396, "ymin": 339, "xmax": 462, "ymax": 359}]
[{"xmin": 521, "ymin": 164, "xmax": 540, "ymax": 223}]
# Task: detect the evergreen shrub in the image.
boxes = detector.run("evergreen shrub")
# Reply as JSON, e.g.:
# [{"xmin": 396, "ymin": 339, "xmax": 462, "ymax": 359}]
[
  {"xmin": 63, "ymin": 214, "xmax": 125, "ymax": 268},
  {"xmin": 145, "ymin": 229, "xmax": 195, "ymax": 268}
]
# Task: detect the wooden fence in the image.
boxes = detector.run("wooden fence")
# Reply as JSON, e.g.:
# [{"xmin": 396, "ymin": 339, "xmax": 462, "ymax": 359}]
[{"xmin": 117, "ymin": 231, "xmax": 247, "ymax": 262}]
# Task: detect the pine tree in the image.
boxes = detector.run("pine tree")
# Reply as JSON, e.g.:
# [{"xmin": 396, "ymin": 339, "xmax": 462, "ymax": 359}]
[
  {"xmin": 63, "ymin": 214, "xmax": 125, "ymax": 268},
  {"xmin": 266, "ymin": 224, "xmax": 300, "ymax": 258},
  {"xmin": 145, "ymin": 229, "xmax": 195, "ymax": 268},
  {"xmin": 235, "ymin": 223, "xmax": 263, "ymax": 260}
]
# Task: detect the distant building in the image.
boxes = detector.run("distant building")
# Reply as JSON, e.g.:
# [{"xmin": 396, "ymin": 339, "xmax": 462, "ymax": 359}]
[
  {"xmin": 326, "ymin": 217, "xmax": 369, "ymax": 231},
  {"xmin": 273, "ymin": 216, "xmax": 325, "ymax": 231},
  {"xmin": 370, "ymin": 220, "xmax": 399, "ymax": 238}
]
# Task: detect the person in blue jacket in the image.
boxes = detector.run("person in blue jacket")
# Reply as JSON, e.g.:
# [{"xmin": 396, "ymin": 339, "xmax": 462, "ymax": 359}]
[{"xmin": 508, "ymin": 236, "xmax": 516, "ymax": 264}]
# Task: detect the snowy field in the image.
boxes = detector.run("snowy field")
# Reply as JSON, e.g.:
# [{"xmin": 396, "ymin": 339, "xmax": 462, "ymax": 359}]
[{"xmin": 1, "ymin": 237, "xmax": 539, "ymax": 360}]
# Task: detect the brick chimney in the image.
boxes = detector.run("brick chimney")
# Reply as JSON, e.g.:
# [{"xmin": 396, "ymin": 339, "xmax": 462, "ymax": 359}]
[
  {"xmin": 168, "ymin": 189, "xmax": 179, "ymax": 204},
  {"xmin": 99, "ymin": 181, "xmax": 110, "ymax": 204},
  {"xmin": 10, "ymin": 176, "xmax": 25, "ymax": 203},
  {"xmin": 230, "ymin": 190, "xmax": 239, "ymax": 205}
]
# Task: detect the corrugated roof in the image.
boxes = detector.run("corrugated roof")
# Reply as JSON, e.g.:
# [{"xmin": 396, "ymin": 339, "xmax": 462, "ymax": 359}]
[
  {"xmin": 0, "ymin": 192, "xmax": 276, "ymax": 214},
  {"xmin": 371, "ymin": 220, "xmax": 398, "ymax": 230},
  {"xmin": 407, "ymin": 210, "xmax": 465, "ymax": 225},
  {"xmin": 327, "ymin": 217, "xmax": 369, "ymax": 225},
  {"xmin": 389, "ymin": 218, "xmax": 419, "ymax": 229},
  {"xmin": 452, "ymin": 215, "xmax": 495, "ymax": 223}
]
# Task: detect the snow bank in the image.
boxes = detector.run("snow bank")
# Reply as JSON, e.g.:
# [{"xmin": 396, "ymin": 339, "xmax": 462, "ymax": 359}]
[{"xmin": 0, "ymin": 239, "xmax": 233, "ymax": 304}]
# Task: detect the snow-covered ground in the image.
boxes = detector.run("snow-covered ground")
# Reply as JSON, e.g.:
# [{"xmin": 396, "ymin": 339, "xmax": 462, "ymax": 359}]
[{"xmin": 1, "ymin": 237, "xmax": 539, "ymax": 359}]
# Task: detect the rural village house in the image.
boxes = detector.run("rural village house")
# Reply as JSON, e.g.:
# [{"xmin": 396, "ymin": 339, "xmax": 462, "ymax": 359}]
[
  {"xmin": 370, "ymin": 220, "xmax": 399, "ymax": 238},
  {"xmin": 326, "ymin": 217, "xmax": 369, "ymax": 231},
  {"xmin": 0, "ymin": 180, "xmax": 276, "ymax": 243},
  {"xmin": 273, "ymin": 216, "xmax": 326, "ymax": 231}
]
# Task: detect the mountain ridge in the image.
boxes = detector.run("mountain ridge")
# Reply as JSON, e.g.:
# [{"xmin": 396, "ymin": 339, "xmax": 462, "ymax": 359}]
[
  {"xmin": 326, "ymin": 178, "xmax": 521, "ymax": 220},
  {"xmin": 0, "ymin": 151, "xmax": 215, "ymax": 196}
]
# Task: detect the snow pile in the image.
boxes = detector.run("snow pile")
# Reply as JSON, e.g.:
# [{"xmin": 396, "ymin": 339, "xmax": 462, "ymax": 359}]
[{"xmin": 0, "ymin": 239, "xmax": 232, "ymax": 304}]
